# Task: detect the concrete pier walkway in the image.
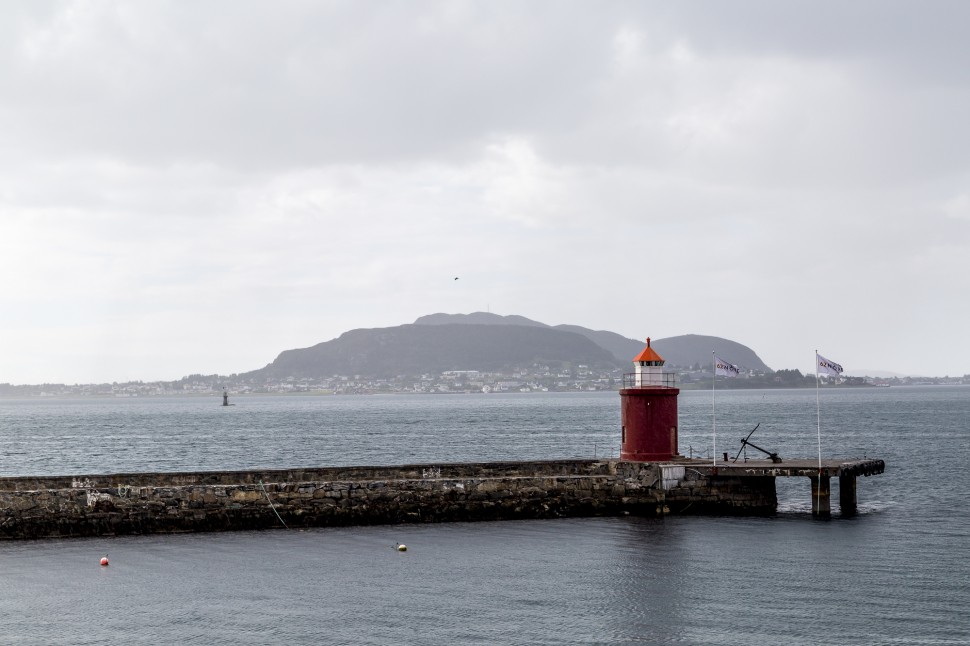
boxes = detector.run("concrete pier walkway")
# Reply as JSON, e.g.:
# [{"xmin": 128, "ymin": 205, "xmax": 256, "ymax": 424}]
[{"xmin": 700, "ymin": 458, "xmax": 886, "ymax": 516}]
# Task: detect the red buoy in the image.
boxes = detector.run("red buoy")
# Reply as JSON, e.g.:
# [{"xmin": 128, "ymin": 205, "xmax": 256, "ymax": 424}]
[{"xmin": 100, "ymin": 556, "xmax": 109, "ymax": 566}]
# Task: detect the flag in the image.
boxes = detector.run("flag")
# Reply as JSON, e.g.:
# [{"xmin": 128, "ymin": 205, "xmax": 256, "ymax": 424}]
[
  {"xmin": 817, "ymin": 353, "xmax": 843, "ymax": 376},
  {"xmin": 714, "ymin": 355, "xmax": 740, "ymax": 377}
]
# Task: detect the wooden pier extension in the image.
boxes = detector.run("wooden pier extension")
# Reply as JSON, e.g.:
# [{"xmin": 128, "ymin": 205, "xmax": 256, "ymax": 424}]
[{"xmin": 710, "ymin": 458, "xmax": 886, "ymax": 516}]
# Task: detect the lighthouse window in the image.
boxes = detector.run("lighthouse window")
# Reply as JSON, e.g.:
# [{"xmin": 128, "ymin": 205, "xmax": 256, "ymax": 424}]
[{"xmin": 622, "ymin": 426, "xmax": 626, "ymax": 443}]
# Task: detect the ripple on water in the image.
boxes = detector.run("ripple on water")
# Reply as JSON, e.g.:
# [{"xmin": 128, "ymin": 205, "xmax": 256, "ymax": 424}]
[{"xmin": 0, "ymin": 389, "xmax": 968, "ymax": 645}]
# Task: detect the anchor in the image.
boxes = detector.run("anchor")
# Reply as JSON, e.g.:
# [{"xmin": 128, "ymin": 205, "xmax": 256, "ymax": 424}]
[{"xmin": 732, "ymin": 423, "xmax": 782, "ymax": 463}]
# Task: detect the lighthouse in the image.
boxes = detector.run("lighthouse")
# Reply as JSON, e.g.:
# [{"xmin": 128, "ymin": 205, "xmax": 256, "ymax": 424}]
[{"xmin": 620, "ymin": 338, "xmax": 680, "ymax": 461}]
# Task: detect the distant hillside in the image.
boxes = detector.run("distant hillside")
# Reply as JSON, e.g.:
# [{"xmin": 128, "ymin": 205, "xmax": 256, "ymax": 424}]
[
  {"xmin": 415, "ymin": 312, "xmax": 547, "ymax": 328},
  {"xmin": 415, "ymin": 312, "xmax": 770, "ymax": 371},
  {"xmin": 552, "ymin": 324, "xmax": 646, "ymax": 364},
  {"xmin": 649, "ymin": 334, "xmax": 769, "ymax": 372},
  {"xmin": 245, "ymin": 323, "xmax": 618, "ymax": 379},
  {"xmin": 244, "ymin": 313, "xmax": 771, "ymax": 380},
  {"xmin": 415, "ymin": 313, "xmax": 642, "ymax": 363}
]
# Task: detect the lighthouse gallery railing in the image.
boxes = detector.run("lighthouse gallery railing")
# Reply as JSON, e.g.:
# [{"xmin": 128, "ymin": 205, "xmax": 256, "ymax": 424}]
[{"xmin": 622, "ymin": 373, "xmax": 678, "ymax": 389}]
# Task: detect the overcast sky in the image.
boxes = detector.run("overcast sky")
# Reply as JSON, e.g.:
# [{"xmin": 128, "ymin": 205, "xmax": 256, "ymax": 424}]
[{"xmin": 2, "ymin": 1, "xmax": 968, "ymax": 384}]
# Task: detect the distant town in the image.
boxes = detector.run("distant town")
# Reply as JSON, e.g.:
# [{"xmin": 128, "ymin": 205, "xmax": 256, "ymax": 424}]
[{"xmin": 2, "ymin": 364, "xmax": 967, "ymax": 398}]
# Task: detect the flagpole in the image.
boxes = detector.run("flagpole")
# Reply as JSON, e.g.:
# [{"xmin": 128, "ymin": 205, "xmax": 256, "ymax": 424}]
[
  {"xmin": 815, "ymin": 350, "xmax": 822, "ymax": 514},
  {"xmin": 815, "ymin": 350, "xmax": 822, "ymax": 471},
  {"xmin": 712, "ymin": 350, "xmax": 717, "ymax": 468}
]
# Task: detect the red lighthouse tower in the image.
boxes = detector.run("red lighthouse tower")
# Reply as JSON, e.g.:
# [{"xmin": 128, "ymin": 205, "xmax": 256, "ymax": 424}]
[{"xmin": 620, "ymin": 338, "xmax": 680, "ymax": 461}]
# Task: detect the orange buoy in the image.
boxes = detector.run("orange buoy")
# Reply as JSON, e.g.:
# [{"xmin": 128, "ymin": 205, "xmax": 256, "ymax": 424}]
[{"xmin": 100, "ymin": 556, "xmax": 109, "ymax": 566}]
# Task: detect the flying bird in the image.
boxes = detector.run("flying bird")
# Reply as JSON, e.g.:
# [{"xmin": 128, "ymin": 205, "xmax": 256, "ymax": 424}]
[{"xmin": 454, "ymin": 277, "xmax": 459, "ymax": 280}]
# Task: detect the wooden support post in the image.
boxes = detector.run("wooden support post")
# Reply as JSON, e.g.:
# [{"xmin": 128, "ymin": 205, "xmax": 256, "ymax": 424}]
[
  {"xmin": 839, "ymin": 475, "xmax": 857, "ymax": 516},
  {"xmin": 809, "ymin": 475, "xmax": 831, "ymax": 517}
]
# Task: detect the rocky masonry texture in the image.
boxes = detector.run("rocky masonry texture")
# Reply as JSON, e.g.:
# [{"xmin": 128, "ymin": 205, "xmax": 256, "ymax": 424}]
[{"xmin": 0, "ymin": 460, "xmax": 777, "ymax": 540}]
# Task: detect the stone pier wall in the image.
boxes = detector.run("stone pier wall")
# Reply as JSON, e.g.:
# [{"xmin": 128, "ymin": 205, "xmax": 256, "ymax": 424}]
[
  {"xmin": 614, "ymin": 462, "xmax": 777, "ymax": 515},
  {"xmin": 0, "ymin": 460, "xmax": 777, "ymax": 540}
]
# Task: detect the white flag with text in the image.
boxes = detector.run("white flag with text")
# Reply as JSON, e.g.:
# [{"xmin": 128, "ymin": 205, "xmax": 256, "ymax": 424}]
[
  {"xmin": 817, "ymin": 353, "xmax": 843, "ymax": 376},
  {"xmin": 714, "ymin": 355, "xmax": 741, "ymax": 377}
]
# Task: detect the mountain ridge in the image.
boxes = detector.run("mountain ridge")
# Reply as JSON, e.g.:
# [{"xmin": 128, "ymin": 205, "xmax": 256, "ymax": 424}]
[
  {"xmin": 245, "ymin": 312, "xmax": 770, "ymax": 379},
  {"xmin": 414, "ymin": 312, "xmax": 770, "ymax": 371},
  {"xmin": 245, "ymin": 323, "xmax": 618, "ymax": 379}
]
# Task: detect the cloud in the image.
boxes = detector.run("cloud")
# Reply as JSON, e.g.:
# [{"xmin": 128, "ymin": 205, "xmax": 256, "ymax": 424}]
[
  {"xmin": 1, "ymin": 1, "xmax": 969, "ymax": 382},
  {"xmin": 941, "ymin": 193, "xmax": 970, "ymax": 221}
]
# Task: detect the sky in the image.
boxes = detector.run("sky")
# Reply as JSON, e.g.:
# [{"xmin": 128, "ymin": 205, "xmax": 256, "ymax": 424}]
[{"xmin": 2, "ymin": 1, "xmax": 968, "ymax": 384}]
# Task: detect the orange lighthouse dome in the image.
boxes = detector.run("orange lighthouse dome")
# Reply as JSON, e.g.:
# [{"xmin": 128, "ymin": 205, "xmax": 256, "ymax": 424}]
[{"xmin": 632, "ymin": 337, "xmax": 664, "ymax": 364}]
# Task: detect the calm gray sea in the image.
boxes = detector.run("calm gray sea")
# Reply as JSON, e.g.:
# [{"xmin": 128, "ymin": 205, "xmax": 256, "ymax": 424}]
[{"xmin": 1, "ymin": 387, "xmax": 968, "ymax": 645}]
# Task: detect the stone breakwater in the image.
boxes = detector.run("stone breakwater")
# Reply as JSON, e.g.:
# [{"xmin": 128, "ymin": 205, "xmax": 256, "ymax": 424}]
[{"xmin": 0, "ymin": 460, "xmax": 776, "ymax": 540}]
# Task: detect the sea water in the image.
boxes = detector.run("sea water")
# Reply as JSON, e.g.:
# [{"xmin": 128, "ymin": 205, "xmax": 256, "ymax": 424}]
[{"xmin": 0, "ymin": 387, "xmax": 967, "ymax": 645}]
